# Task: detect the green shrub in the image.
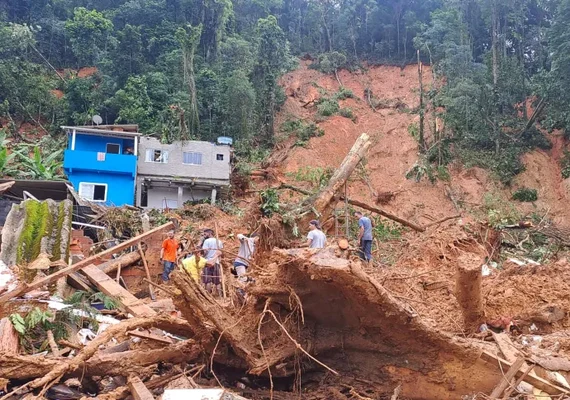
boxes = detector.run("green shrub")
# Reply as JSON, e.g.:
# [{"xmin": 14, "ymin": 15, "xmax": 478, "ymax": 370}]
[
  {"xmin": 317, "ymin": 98, "xmax": 340, "ymax": 116},
  {"xmin": 334, "ymin": 87, "xmax": 355, "ymax": 100},
  {"xmin": 408, "ymin": 123, "xmax": 419, "ymax": 140},
  {"xmin": 373, "ymin": 217, "xmax": 403, "ymax": 241},
  {"xmin": 287, "ymin": 166, "xmax": 334, "ymax": 188},
  {"xmin": 260, "ymin": 189, "xmax": 280, "ymax": 217},
  {"xmin": 282, "ymin": 119, "xmax": 324, "ymax": 146},
  {"xmin": 339, "ymin": 107, "xmax": 354, "ymax": 119},
  {"xmin": 512, "ymin": 187, "xmax": 538, "ymax": 202}
]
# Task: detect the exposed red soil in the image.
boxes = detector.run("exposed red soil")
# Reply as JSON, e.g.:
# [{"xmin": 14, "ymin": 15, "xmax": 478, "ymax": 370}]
[{"xmin": 77, "ymin": 66, "xmax": 98, "ymax": 78}]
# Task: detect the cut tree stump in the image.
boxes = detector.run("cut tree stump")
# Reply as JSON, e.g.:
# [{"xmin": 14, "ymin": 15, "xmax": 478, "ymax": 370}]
[{"xmin": 456, "ymin": 253, "xmax": 485, "ymax": 332}]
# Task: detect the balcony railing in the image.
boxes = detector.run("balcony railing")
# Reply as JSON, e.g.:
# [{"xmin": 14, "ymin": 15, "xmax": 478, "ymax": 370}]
[{"xmin": 63, "ymin": 150, "xmax": 137, "ymax": 176}]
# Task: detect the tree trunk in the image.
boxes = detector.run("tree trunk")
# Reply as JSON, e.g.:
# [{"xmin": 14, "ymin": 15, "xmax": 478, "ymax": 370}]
[
  {"xmin": 417, "ymin": 50, "xmax": 425, "ymax": 153},
  {"xmin": 311, "ymin": 133, "xmax": 371, "ymax": 222},
  {"xmin": 491, "ymin": 0, "xmax": 500, "ymax": 155},
  {"xmin": 97, "ymin": 251, "xmax": 141, "ymax": 274},
  {"xmin": 0, "ymin": 340, "xmax": 200, "ymax": 380},
  {"xmin": 455, "ymin": 254, "xmax": 485, "ymax": 332}
]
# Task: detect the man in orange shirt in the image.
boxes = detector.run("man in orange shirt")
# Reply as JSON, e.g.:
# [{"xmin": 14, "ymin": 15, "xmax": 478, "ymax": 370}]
[{"xmin": 160, "ymin": 230, "xmax": 179, "ymax": 281}]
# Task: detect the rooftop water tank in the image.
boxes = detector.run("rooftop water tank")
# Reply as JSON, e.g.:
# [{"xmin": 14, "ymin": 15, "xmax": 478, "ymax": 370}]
[{"xmin": 217, "ymin": 136, "xmax": 233, "ymax": 146}]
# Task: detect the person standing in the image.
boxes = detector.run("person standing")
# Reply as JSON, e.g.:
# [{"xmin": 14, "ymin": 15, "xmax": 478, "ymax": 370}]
[
  {"xmin": 160, "ymin": 230, "xmax": 179, "ymax": 281},
  {"xmin": 234, "ymin": 233, "xmax": 259, "ymax": 281},
  {"xmin": 306, "ymin": 220, "xmax": 326, "ymax": 248},
  {"xmin": 354, "ymin": 211, "xmax": 373, "ymax": 262},
  {"xmin": 202, "ymin": 229, "xmax": 223, "ymax": 295}
]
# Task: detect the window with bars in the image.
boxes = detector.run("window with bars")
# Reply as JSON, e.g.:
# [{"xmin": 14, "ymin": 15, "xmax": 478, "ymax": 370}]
[{"xmin": 183, "ymin": 151, "xmax": 202, "ymax": 165}]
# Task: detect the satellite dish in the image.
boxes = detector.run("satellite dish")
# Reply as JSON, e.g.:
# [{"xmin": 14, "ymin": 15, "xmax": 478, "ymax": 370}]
[{"xmin": 92, "ymin": 115, "xmax": 103, "ymax": 125}]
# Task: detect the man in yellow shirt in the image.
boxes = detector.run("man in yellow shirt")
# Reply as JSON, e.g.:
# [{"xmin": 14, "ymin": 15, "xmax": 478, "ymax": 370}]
[{"xmin": 181, "ymin": 249, "xmax": 207, "ymax": 283}]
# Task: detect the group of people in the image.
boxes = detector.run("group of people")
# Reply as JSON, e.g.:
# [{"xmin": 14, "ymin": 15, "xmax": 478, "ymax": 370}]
[
  {"xmin": 159, "ymin": 211, "xmax": 375, "ymax": 293},
  {"xmin": 160, "ymin": 228, "xmax": 259, "ymax": 296},
  {"xmin": 305, "ymin": 211, "xmax": 373, "ymax": 262}
]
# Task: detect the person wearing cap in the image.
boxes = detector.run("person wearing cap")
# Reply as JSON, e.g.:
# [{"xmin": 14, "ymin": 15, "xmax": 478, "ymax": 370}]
[
  {"xmin": 201, "ymin": 229, "xmax": 223, "ymax": 295},
  {"xmin": 160, "ymin": 230, "xmax": 179, "ymax": 281},
  {"xmin": 306, "ymin": 220, "xmax": 326, "ymax": 248}
]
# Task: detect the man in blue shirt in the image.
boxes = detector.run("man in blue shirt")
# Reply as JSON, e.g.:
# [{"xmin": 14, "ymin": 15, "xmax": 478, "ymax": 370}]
[{"xmin": 354, "ymin": 211, "xmax": 373, "ymax": 262}]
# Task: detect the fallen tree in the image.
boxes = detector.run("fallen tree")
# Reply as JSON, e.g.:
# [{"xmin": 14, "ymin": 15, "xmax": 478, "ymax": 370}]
[
  {"xmin": 0, "ymin": 340, "xmax": 200, "ymax": 380},
  {"xmin": 173, "ymin": 248, "xmax": 561, "ymax": 399}
]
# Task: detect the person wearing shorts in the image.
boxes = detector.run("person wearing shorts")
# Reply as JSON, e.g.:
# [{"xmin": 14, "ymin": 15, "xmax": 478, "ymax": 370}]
[
  {"xmin": 233, "ymin": 233, "xmax": 259, "ymax": 282},
  {"xmin": 201, "ymin": 229, "xmax": 223, "ymax": 295}
]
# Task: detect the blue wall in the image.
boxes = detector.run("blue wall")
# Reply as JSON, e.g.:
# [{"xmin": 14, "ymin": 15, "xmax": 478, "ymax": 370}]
[
  {"xmin": 67, "ymin": 171, "xmax": 135, "ymax": 206},
  {"xmin": 64, "ymin": 132, "xmax": 137, "ymax": 206},
  {"xmin": 68, "ymin": 133, "xmax": 135, "ymax": 153}
]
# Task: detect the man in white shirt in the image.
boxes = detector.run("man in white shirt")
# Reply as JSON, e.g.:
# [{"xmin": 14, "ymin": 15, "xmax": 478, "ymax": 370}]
[
  {"xmin": 201, "ymin": 229, "xmax": 223, "ymax": 295},
  {"xmin": 306, "ymin": 220, "xmax": 326, "ymax": 248}
]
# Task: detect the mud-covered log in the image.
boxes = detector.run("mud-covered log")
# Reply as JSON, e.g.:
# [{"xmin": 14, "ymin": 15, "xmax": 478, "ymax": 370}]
[
  {"xmin": 0, "ymin": 340, "xmax": 200, "ymax": 380},
  {"xmin": 343, "ymin": 198, "xmax": 425, "ymax": 232},
  {"xmin": 455, "ymin": 253, "xmax": 485, "ymax": 332},
  {"xmin": 311, "ymin": 133, "xmax": 371, "ymax": 221},
  {"xmin": 98, "ymin": 251, "xmax": 141, "ymax": 274}
]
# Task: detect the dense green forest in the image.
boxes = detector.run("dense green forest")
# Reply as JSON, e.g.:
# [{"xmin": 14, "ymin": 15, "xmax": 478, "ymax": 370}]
[{"xmin": 1, "ymin": 0, "xmax": 570, "ymax": 183}]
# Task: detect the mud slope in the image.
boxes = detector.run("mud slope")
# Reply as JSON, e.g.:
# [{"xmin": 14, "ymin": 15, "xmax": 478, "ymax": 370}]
[{"xmin": 277, "ymin": 61, "xmax": 570, "ymax": 225}]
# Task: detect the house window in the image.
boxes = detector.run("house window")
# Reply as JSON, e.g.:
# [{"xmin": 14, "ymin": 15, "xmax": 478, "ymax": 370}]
[
  {"xmin": 79, "ymin": 182, "xmax": 107, "ymax": 202},
  {"xmin": 216, "ymin": 154, "xmax": 224, "ymax": 161},
  {"xmin": 145, "ymin": 149, "xmax": 168, "ymax": 163},
  {"xmin": 106, "ymin": 143, "xmax": 120, "ymax": 154},
  {"xmin": 183, "ymin": 152, "xmax": 202, "ymax": 165}
]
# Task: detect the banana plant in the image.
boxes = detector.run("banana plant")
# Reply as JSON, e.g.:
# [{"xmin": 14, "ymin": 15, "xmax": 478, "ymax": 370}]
[{"xmin": 14, "ymin": 146, "xmax": 64, "ymax": 180}]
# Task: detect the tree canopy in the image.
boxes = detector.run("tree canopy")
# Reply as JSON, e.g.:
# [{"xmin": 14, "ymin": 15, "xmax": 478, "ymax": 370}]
[{"xmin": 0, "ymin": 0, "xmax": 569, "ymax": 182}]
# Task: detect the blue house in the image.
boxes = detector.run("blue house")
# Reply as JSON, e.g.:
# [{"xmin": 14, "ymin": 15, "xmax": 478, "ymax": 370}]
[{"xmin": 62, "ymin": 125, "xmax": 140, "ymax": 206}]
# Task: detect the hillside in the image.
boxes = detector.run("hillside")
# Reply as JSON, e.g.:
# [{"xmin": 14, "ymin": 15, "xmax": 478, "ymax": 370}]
[{"xmin": 274, "ymin": 61, "xmax": 570, "ymax": 226}]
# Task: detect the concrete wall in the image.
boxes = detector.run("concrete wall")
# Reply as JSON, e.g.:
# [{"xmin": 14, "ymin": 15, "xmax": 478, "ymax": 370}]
[
  {"xmin": 137, "ymin": 137, "xmax": 231, "ymax": 181},
  {"xmin": 68, "ymin": 171, "xmax": 135, "ymax": 206}
]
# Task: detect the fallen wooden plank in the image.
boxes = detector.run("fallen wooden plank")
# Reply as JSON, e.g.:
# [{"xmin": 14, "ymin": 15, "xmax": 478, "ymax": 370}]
[
  {"xmin": 138, "ymin": 243, "xmax": 155, "ymax": 300},
  {"xmin": 481, "ymin": 351, "xmax": 570, "ymax": 395},
  {"xmin": 98, "ymin": 251, "xmax": 142, "ymax": 274},
  {"xmin": 128, "ymin": 376, "xmax": 154, "ymax": 400},
  {"xmin": 67, "ymin": 271, "xmax": 95, "ymax": 293},
  {"xmin": 489, "ymin": 356, "xmax": 525, "ymax": 399},
  {"xmin": 0, "ymin": 222, "xmax": 174, "ymax": 304},
  {"xmin": 127, "ymin": 330, "xmax": 173, "ymax": 344},
  {"xmin": 82, "ymin": 265, "xmax": 156, "ymax": 317}
]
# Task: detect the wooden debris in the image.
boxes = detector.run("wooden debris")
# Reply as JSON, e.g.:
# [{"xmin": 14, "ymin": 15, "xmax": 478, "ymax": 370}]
[
  {"xmin": 82, "ymin": 264, "xmax": 156, "ymax": 317},
  {"xmin": 127, "ymin": 330, "xmax": 174, "ymax": 344},
  {"xmin": 0, "ymin": 317, "xmax": 19, "ymax": 354},
  {"xmin": 128, "ymin": 376, "xmax": 154, "ymax": 400},
  {"xmin": 489, "ymin": 356, "xmax": 525, "ymax": 399},
  {"xmin": 342, "ymin": 197, "xmax": 425, "ymax": 232},
  {"xmin": 98, "ymin": 251, "xmax": 142, "ymax": 274},
  {"xmin": 138, "ymin": 243, "xmax": 155, "ymax": 300},
  {"xmin": 46, "ymin": 330, "xmax": 59, "ymax": 356},
  {"xmin": 1, "ymin": 315, "xmax": 194, "ymax": 397},
  {"xmin": 311, "ymin": 133, "xmax": 371, "ymax": 223},
  {"xmin": 481, "ymin": 351, "xmax": 570, "ymax": 395},
  {"xmin": 0, "ymin": 222, "xmax": 174, "ymax": 304}
]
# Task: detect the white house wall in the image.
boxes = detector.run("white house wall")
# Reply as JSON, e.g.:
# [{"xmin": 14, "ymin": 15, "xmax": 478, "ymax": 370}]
[{"xmin": 137, "ymin": 137, "xmax": 231, "ymax": 181}]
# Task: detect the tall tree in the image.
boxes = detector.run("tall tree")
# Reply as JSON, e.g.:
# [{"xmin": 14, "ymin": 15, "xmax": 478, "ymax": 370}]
[
  {"xmin": 65, "ymin": 7, "xmax": 114, "ymax": 66},
  {"xmin": 176, "ymin": 23, "xmax": 203, "ymax": 139}
]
